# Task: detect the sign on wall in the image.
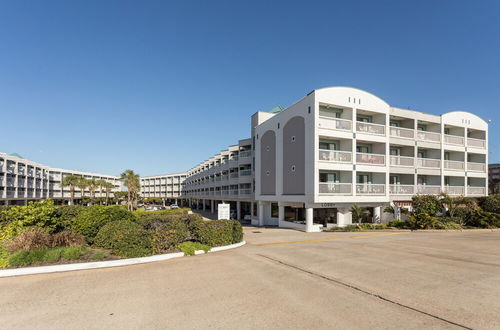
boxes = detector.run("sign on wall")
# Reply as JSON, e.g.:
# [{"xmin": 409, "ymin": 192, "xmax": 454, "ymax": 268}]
[{"xmin": 218, "ymin": 203, "xmax": 230, "ymax": 220}]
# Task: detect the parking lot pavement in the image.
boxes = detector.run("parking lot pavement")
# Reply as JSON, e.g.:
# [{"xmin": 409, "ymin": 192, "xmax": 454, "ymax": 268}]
[{"xmin": 1, "ymin": 228, "xmax": 499, "ymax": 329}]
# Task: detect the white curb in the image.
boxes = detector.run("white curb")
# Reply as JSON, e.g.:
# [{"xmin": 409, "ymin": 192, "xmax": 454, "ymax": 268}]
[{"xmin": 0, "ymin": 241, "xmax": 246, "ymax": 278}]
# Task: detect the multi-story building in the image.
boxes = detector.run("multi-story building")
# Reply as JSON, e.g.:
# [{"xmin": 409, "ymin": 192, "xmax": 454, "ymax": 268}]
[
  {"xmin": 0, "ymin": 152, "xmax": 121, "ymax": 205},
  {"xmin": 183, "ymin": 87, "xmax": 488, "ymax": 231},
  {"xmin": 140, "ymin": 172, "xmax": 187, "ymax": 204},
  {"xmin": 489, "ymin": 163, "xmax": 500, "ymax": 194}
]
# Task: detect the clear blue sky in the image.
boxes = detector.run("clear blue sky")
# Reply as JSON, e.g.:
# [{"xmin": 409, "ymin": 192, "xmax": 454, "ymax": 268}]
[{"xmin": 1, "ymin": 0, "xmax": 499, "ymax": 176}]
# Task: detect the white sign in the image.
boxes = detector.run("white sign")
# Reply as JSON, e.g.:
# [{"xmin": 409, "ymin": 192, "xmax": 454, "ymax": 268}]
[{"xmin": 218, "ymin": 203, "xmax": 230, "ymax": 220}]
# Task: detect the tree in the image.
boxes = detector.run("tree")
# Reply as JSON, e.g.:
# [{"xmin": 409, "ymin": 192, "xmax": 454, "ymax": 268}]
[
  {"xmin": 61, "ymin": 175, "xmax": 80, "ymax": 206},
  {"xmin": 76, "ymin": 177, "xmax": 89, "ymax": 205},
  {"xmin": 350, "ymin": 204, "xmax": 369, "ymax": 224},
  {"xmin": 120, "ymin": 170, "xmax": 140, "ymax": 211},
  {"xmin": 102, "ymin": 181, "xmax": 115, "ymax": 205},
  {"xmin": 87, "ymin": 179, "xmax": 99, "ymax": 205}
]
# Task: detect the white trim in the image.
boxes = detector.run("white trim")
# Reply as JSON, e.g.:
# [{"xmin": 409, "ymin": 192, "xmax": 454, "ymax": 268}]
[{"xmin": 0, "ymin": 241, "xmax": 246, "ymax": 278}]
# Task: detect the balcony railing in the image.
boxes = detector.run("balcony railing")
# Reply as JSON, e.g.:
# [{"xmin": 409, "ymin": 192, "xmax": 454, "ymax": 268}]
[
  {"xmin": 389, "ymin": 185, "xmax": 414, "ymax": 195},
  {"xmin": 467, "ymin": 138, "xmax": 486, "ymax": 148},
  {"xmin": 231, "ymin": 190, "xmax": 239, "ymax": 195},
  {"xmin": 444, "ymin": 134, "xmax": 465, "ymax": 146},
  {"xmin": 318, "ymin": 183, "xmax": 352, "ymax": 195},
  {"xmin": 318, "ymin": 150, "xmax": 352, "ymax": 163},
  {"xmin": 356, "ymin": 184, "xmax": 385, "ymax": 195},
  {"xmin": 416, "ymin": 131, "xmax": 440, "ymax": 142},
  {"xmin": 240, "ymin": 170, "xmax": 252, "ymax": 176},
  {"xmin": 356, "ymin": 153, "xmax": 385, "ymax": 165},
  {"xmin": 417, "ymin": 158, "xmax": 440, "ymax": 168},
  {"xmin": 389, "ymin": 127, "xmax": 414, "ymax": 139},
  {"xmin": 444, "ymin": 186, "xmax": 465, "ymax": 195},
  {"xmin": 239, "ymin": 189, "xmax": 252, "ymax": 195},
  {"xmin": 416, "ymin": 185, "xmax": 441, "ymax": 194},
  {"xmin": 467, "ymin": 187, "xmax": 486, "ymax": 195},
  {"xmin": 467, "ymin": 162, "xmax": 486, "ymax": 172},
  {"xmin": 317, "ymin": 117, "xmax": 352, "ymax": 131},
  {"xmin": 239, "ymin": 151, "xmax": 252, "ymax": 158},
  {"xmin": 356, "ymin": 122, "xmax": 385, "ymax": 136},
  {"xmin": 230, "ymin": 173, "xmax": 239, "ymax": 178},
  {"xmin": 390, "ymin": 156, "xmax": 414, "ymax": 167},
  {"xmin": 444, "ymin": 160, "xmax": 465, "ymax": 171}
]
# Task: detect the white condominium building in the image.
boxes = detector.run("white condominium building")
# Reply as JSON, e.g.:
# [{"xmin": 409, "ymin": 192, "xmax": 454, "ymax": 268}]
[
  {"xmin": 183, "ymin": 87, "xmax": 488, "ymax": 232},
  {"xmin": 140, "ymin": 172, "xmax": 187, "ymax": 203},
  {"xmin": 0, "ymin": 153, "xmax": 121, "ymax": 205}
]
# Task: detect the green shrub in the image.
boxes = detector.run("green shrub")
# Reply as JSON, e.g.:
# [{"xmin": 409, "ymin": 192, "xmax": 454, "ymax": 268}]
[
  {"xmin": 91, "ymin": 250, "xmax": 106, "ymax": 261},
  {"xmin": 71, "ymin": 205, "xmax": 137, "ymax": 244},
  {"xmin": 55, "ymin": 205, "xmax": 85, "ymax": 230},
  {"xmin": 94, "ymin": 221, "xmax": 151, "ymax": 258},
  {"xmin": 151, "ymin": 220, "xmax": 190, "ymax": 254},
  {"xmin": 189, "ymin": 220, "xmax": 241, "ymax": 247},
  {"xmin": 0, "ymin": 200, "xmax": 59, "ymax": 240},
  {"xmin": 388, "ymin": 220, "xmax": 409, "ymax": 228},
  {"xmin": 230, "ymin": 221, "xmax": 243, "ymax": 243},
  {"xmin": 412, "ymin": 195, "xmax": 442, "ymax": 216},
  {"xmin": 7, "ymin": 229, "xmax": 53, "ymax": 253},
  {"xmin": 177, "ymin": 242, "xmax": 211, "ymax": 256},
  {"xmin": 0, "ymin": 244, "xmax": 9, "ymax": 268},
  {"xmin": 480, "ymin": 195, "xmax": 500, "ymax": 214},
  {"xmin": 62, "ymin": 246, "xmax": 87, "ymax": 260},
  {"xmin": 466, "ymin": 210, "xmax": 500, "ymax": 228},
  {"xmin": 137, "ymin": 209, "xmax": 197, "ymax": 230},
  {"xmin": 43, "ymin": 247, "xmax": 64, "ymax": 263},
  {"xmin": 8, "ymin": 250, "xmax": 33, "ymax": 267}
]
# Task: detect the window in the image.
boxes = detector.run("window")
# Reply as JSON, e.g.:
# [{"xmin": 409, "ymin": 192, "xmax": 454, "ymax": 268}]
[
  {"xmin": 390, "ymin": 121, "xmax": 400, "ymax": 127},
  {"xmin": 357, "ymin": 173, "xmax": 371, "ymax": 184},
  {"xmin": 389, "ymin": 175, "xmax": 400, "ymax": 185},
  {"xmin": 271, "ymin": 203, "xmax": 279, "ymax": 218},
  {"xmin": 319, "ymin": 172, "xmax": 338, "ymax": 183},
  {"xmin": 417, "ymin": 176, "xmax": 427, "ymax": 185},
  {"xmin": 291, "ymin": 165, "xmax": 296, "ymax": 172},
  {"xmin": 266, "ymin": 171, "xmax": 270, "ymax": 176},
  {"xmin": 357, "ymin": 115, "xmax": 372, "ymax": 123},
  {"xmin": 356, "ymin": 145, "xmax": 371, "ymax": 153},
  {"xmin": 291, "ymin": 136, "xmax": 296, "ymax": 142},
  {"xmin": 417, "ymin": 124, "xmax": 427, "ymax": 131},
  {"xmin": 390, "ymin": 148, "xmax": 400, "ymax": 156}
]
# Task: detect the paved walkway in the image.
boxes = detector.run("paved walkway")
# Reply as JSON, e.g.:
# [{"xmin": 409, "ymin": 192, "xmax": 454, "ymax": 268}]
[{"xmin": 1, "ymin": 228, "xmax": 500, "ymax": 329}]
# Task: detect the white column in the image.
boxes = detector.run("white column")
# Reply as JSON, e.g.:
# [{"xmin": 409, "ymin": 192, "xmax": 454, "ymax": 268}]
[
  {"xmin": 202, "ymin": 200, "xmax": 206, "ymax": 211},
  {"xmin": 278, "ymin": 205, "xmax": 285, "ymax": 224},
  {"xmin": 236, "ymin": 201, "xmax": 241, "ymax": 220},
  {"xmin": 305, "ymin": 207, "xmax": 314, "ymax": 232},
  {"xmin": 374, "ymin": 206, "xmax": 381, "ymax": 223},
  {"xmin": 211, "ymin": 200, "xmax": 214, "ymax": 213},
  {"xmin": 258, "ymin": 202, "xmax": 264, "ymax": 226}
]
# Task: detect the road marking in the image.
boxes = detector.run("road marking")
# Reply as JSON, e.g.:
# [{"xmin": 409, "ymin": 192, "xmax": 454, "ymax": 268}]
[
  {"xmin": 257, "ymin": 237, "xmax": 343, "ymax": 246},
  {"xmin": 350, "ymin": 232, "xmax": 408, "ymax": 239}
]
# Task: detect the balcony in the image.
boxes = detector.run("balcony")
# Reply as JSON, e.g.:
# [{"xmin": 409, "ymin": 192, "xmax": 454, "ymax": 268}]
[
  {"xmin": 317, "ymin": 117, "xmax": 352, "ymax": 131},
  {"xmin": 239, "ymin": 150, "xmax": 252, "ymax": 158},
  {"xmin": 467, "ymin": 162, "xmax": 486, "ymax": 172},
  {"xmin": 356, "ymin": 184, "xmax": 385, "ymax": 195},
  {"xmin": 239, "ymin": 189, "xmax": 251, "ymax": 195},
  {"xmin": 443, "ymin": 186, "xmax": 465, "ymax": 195},
  {"xmin": 318, "ymin": 183, "xmax": 352, "ymax": 195},
  {"xmin": 318, "ymin": 150, "xmax": 352, "ymax": 163},
  {"xmin": 467, "ymin": 186, "xmax": 486, "ymax": 195},
  {"xmin": 416, "ymin": 185, "xmax": 441, "ymax": 194},
  {"xmin": 467, "ymin": 138, "xmax": 486, "ymax": 149},
  {"xmin": 240, "ymin": 170, "xmax": 252, "ymax": 176},
  {"xmin": 417, "ymin": 158, "xmax": 440, "ymax": 168},
  {"xmin": 356, "ymin": 153, "xmax": 385, "ymax": 165},
  {"xmin": 444, "ymin": 134, "xmax": 464, "ymax": 146},
  {"xmin": 416, "ymin": 131, "xmax": 440, "ymax": 142},
  {"xmin": 389, "ymin": 156, "xmax": 414, "ymax": 167},
  {"xmin": 389, "ymin": 127, "xmax": 414, "ymax": 139},
  {"xmin": 444, "ymin": 160, "xmax": 465, "ymax": 171},
  {"xmin": 356, "ymin": 122, "xmax": 385, "ymax": 136},
  {"xmin": 230, "ymin": 173, "xmax": 239, "ymax": 179},
  {"xmin": 389, "ymin": 185, "xmax": 414, "ymax": 195},
  {"xmin": 231, "ymin": 189, "xmax": 239, "ymax": 195}
]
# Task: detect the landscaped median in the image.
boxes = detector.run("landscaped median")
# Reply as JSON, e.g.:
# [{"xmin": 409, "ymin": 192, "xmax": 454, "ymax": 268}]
[{"xmin": 0, "ymin": 201, "xmax": 244, "ymax": 275}]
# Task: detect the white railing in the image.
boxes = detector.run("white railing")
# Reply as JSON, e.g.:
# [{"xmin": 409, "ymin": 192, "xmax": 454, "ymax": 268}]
[
  {"xmin": 444, "ymin": 160, "xmax": 465, "ymax": 170},
  {"xmin": 417, "ymin": 158, "xmax": 440, "ymax": 168},
  {"xmin": 240, "ymin": 170, "xmax": 252, "ymax": 176},
  {"xmin": 318, "ymin": 150, "xmax": 352, "ymax": 163},
  {"xmin": 389, "ymin": 127, "xmax": 414, "ymax": 139},
  {"xmin": 416, "ymin": 185, "xmax": 441, "ymax": 194},
  {"xmin": 467, "ymin": 162, "xmax": 486, "ymax": 172},
  {"xmin": 467, "ymin": 138, "xmax": 486, "ymax": 148},
  {"xmin": 231, "ymin": 190, "xmax": 239, "ymax": 195},
  {"xmin": 239, "ymin": 150, "xmax": 252, "ymax": 158},
  {"xmin": 317, "ymin": 117, "xmax": 352, "ymax": 131},
  {"xmin": 390, "ymin": 156, "xmax": 414, "ymax": 167},
  {"xmin": 467, "ymin": 187, "xmax": 486, "ymax": 195},
  {"xmin": 239, "ymin": 189, "xmax": 252, "ymax": 195},
  {"xmin": 389, "ymin": 185, "xmax": 415, "ymax": 195},
  {"xmin": 230, "ymin": 172, "xmax": 239, "ymax": 178},
  {"xmin": 416, "ymin": 131, "xmax": 440, "ymax": 142},
  {"xmin": 444, "ymin": 134, "xmax": 464, "ymax": 146},
  {"xmin": 356, "ymin": 122, "xmax": 385, "ymax": 135},
  {"xmin": 356, "ymin": 153, "xmax": 385, "ymax": 165},
  {"xmin": 356, "ymin": 184, "xmax": 385, "ymax": 195},
  {"xmin": 318, "ymin": 183, "xmax": 352, "ymax": 195},
  {"xmin": 221, "ymin": 175, "xmax": 229, "ymax": 181},
  {"xmin": 221, "ymin": 190, "xmax": 229, "ymax": 195},
  {"xmin": 444, "ymin": 186, "xmax": 465, "ymax": 195}
]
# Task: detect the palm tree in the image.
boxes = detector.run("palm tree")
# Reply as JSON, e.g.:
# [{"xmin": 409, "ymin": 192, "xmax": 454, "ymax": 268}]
[
  {"xmin": 76, "ymin": 177, "xmax": 89, "ymax": 205},
  {"xmin": 120, "ymin": 170, "xmax": 140, "ymax": 211},
  {"xmin": 102, "ymin": 181, "xmax": 115, "ymax": 205},
  {"xmin": 61, "ymin": 175, "xmax": 80, "ymax": 205},
  {"xmin": 350, "ymin": 204, "xmax": 369, "ymax": 225},
  {"xmin": 87, "ymin": 179, "xmax": 99, "ymax": 205}
]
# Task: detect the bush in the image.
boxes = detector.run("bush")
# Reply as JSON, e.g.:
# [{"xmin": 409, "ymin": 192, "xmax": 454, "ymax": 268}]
[
  {"xmin": 94, "ymin": 221, "xmax": 151, "ymax": 258},
  {"xmin": 43, "ymin": 248, "xmax": 64, "ymax": 263},
  {"xmin": 480, "ymin": 195, "xmax": 500, "ymax": 214},
  {"xmin": 466, "ymin": 210, "xmax": 500, "ymax": 228},
  {"xmin": 91, "ymin": 250, "xmax": 106, "ymax": 261},
  {"xmin": 55, "ymin": 205, "xmax": 85, "ymax": 230},
  {"xmin": 388, "ymin": 220, "xmax": 409, "ymax": 228},
  {"xmin": 177, "ymin": 242, "xmax": 211, "ymax": 256},
  {"xmin": 62, "ymin": 246, "xmax": 87, "ymax": 260},
  {"xmin": 151, "ymin": 220, "xmax": 190, "ymax": 254},
  {"xmin": 412, "ymin": 195, "xmax": 442, "ymax": 216},
  {"xmin": 189, "ymin": 220, "xmax": 241, "ymax": 247},
  {"xmin": 51, "ymin": 230, "xmax": 86, "ymax": 247},
  {"xmin": 137, "ymin": 209, "xmax": 196, "ymax": 230},
  {"xmin": 0, "ymin": 244, "xmax": 9, "ymax": 268},
  {"xmin": 7, "ymin": 229, "xmax": 52, "ymax": 253},
  {"xmin": 71, "ymin": 205, "xmax": 137, "ymax": 244},
  {"xmin": 8, "ymin": 250, "xmax": 33, "ymax": 267},
  {"xmin": 7, "ymin": 245, "xmax": 88, "ymax": 267}
]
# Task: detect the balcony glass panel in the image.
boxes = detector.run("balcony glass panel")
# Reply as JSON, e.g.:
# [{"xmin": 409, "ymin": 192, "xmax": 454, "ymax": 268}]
[
  {"xmin": 389, "ymin": 185, "xmax": 414, "ymax": 194},
  {"xmin": 390, "ymin": 127, "xmax": 414, "ymax": 139},
  {"xmin": 444, "ymin": 134, "xmax": 464, "ymax": 146},
  {"xmin": 317, "ymin": 117, "xmax": 352, "ymax": 131},
  {"xmin": 389, "ymin": 156, "xmax": 414, "ymax": 167},
  {"xmin": 356, "ymin": 184, "xmax": 385, "ymax": 195},
  {"xmin": 467, "ymin": 162, "xmax": 486, "ymax": 172},
  {"xmin": 356, "ymin": 153, "xmax": 385, "ymax": 165},
  {"xmin": 416, "ymin": 185, "xmax": 441, "ymax": 194},
  {"xmin": 444, "ymin": 160, "xmax": 465, "ymax": 170},
  {"xmin": 467, "ymin": 138, "xmax": 486, "ymax": 148},
  {"xmin": 356, "ymin": 122, "xmax": 385, "ymax": 135},
  {"xmin": 318, "ymin": 183, "xmax": 352, "ymax": 194},
  {"xmin": 417, "ymin": 158, "xmax": 440, "ymax": 168},
  {"xmin": 318, "ymin": 150, "xmax": 352, "ymax": 163},
  {"xmin": 416, "ymin": 131, "xmax": 440, "ymax": 142}
]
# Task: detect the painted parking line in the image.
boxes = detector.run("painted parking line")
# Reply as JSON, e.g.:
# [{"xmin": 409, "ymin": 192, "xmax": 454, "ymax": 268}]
[{"xmin": 257, "ymin": 232, "xmax": 409, "ymax": 246}]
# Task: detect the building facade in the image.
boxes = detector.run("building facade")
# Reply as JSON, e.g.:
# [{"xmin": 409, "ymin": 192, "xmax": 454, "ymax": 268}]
[
  {"xmin": 489, "ymin": 163, "xmax": 500, "ymax": 194},
  {"xmin": 183, "ymin": 87, "xmax": 489, "ymax": 232},
  {"xmin": 140, "ymin": 172, "xmax": 187, "ymax": 204},
  {"xmin": 0, "ymin": 153, "xmax": 120, "ymax": 205}
]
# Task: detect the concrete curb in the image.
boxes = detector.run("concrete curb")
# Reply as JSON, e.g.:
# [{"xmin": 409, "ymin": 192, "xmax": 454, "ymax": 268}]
[{"xmin": 0, "ymin": 241, "xmax": 246, "ymax": 278}]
